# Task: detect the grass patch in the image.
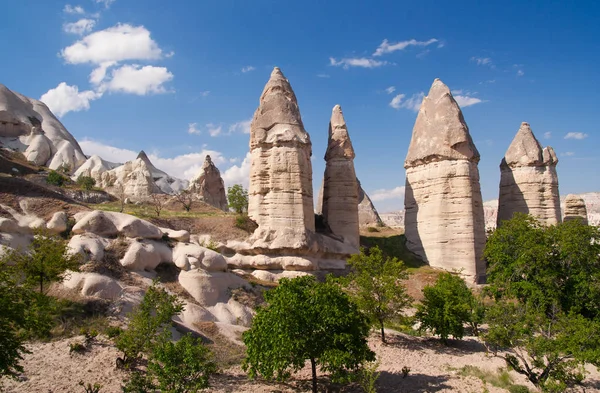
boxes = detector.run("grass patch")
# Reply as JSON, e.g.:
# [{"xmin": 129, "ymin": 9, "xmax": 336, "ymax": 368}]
[
  {"xmin": 87, "ymin": 201, "xmax": 229, "ymax": 220},
  {"xmin": 42, "ymin": 296, "xmax": 111, "ymax": 340},
  {"xmin": 194, "ymin": 321, "xmax": 246, "ymax": 369},
  {"xmin": 454, "ymin": 365, "xmax": 525, "ymax": 391},
  {"xmin": 360, "ymin": 234, "xmax": 425, "ymax": 269}
]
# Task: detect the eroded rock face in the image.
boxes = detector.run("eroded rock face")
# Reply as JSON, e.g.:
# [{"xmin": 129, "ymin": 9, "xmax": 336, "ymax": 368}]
[
  {"xmin": 73, "ymin": 155, "xmax": 119, "ymax": 184},
  {"xmin": 404, "ymin": 79, "xmax": 486, "ymax": 282},
  {"xmin": 188, "ymin": 155, "xmax": 228, "ymax": 211},
  {"xmin": 564, "ymin": 194, "xmax": 588, "ymax": 224},
  {"xmin": 497, "ymin": 122, "xmax": 561, "ymax": 226},
  {"xmin": 320, "ymin": 105, "xmax": 359, "ymax": 249},
  {"xmin": 357, "ymin": 179, "xmax": 384, "ymax": 227},
  {"xmin": 98, "ymin": 157, "xmax": 156, "ymax": 201},
  {"xmin": 248, "ymin": 67, "xmax": 314, "ymax": 233},
  {"xmin": 0, "ymin": 84, "xmax": 87, "ymax": 172}
]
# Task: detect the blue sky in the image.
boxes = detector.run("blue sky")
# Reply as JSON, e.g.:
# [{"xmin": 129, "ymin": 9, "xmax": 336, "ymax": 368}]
[{"xmin": 2, "ymin": 0, "xmax": 599, "ymax": 212}]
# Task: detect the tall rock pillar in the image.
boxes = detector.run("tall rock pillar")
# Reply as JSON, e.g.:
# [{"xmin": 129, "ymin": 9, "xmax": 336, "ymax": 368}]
[
  {"xmin": 248, "ymin": 67, "xmax": 315, "ymax": 232},
  {"xmin": 404, "ymin": 79, "xmax": 486, "ymax": 282},
  {"xmin": 321, "ymin": 105, "xmax": 359, "ymax": 249},
  {"xmin": 497, "ymin": 122, "xmax": 561, "ymax": 226},
  {"xmin": 564, "ymin": 194, "xmax": 588, "ymax": 225},
  {"xmin": 188, "ymin": 155, "xmax": 228, "ymax": 211}
]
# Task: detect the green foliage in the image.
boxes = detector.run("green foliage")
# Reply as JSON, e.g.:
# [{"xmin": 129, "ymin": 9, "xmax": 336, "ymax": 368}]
[
  {"xmin": 484, "ymin": 301, "xmax": 599, "ymax": 391},
  {"xmin": 508, "ymin": 385, "xmax": 531, "ymax": 393},
  {"xmin": 121, "ymin": 371, "xmax": 155, "ymax": 393},
  {"xmin": 357, "ymin": 361, "xmax": 380, "ymax": 393},
  {"xmin": 415, "ymin": 272, "xmax": 477, "ymax": 343},
  {"xmin": 77, "ymin": 175, "xmax": 96, "ymax": 191},
  {"xmin": 457, "ymin": 365, "xmax": 513, "ymax": 389},
  {"xmin": 47, "ymin": 170, "xmax": 67, "ymax": 186},
  {"xmin": 485, "ymin": 214, "xmax": 600, "ymax": 319},
  {"xmin": 234, "ymin": 214, "xmax": 255, "ymax": 232},
  {"xmin": 359, "ymin": 234, "xmax": 425, "ymax": 269},
  {"xmin": 340, "ymin": 246, "xmax": 411, "ymax": 342},
  {"xmin": 147, "ymin": 333, "xmax": 217, "ymax": 393},
  {"xmin": 79, "ymin": 381, "xmax": 102, "ymax": 393},
  {"xmin": 115, "ymin": 283, "xmax": 183, "ymax": 366},
  {"xmin": 70, "ymin": 342, "xmax": 86, "ymax": 354},
  {"xmin": 0, "ymin": 261, "xmax": 31, "ymax": 379},
  {"xmin": 366, "ymin": 227, "xmax": 379, "ymax": 233},
  {"xmin": 401, "ymin": 366, "xmax": 410, "ymax": 378},
  {"xmin": 106, "ymin": 326, "xmax": 123, "ymax": 339},
  {"xmin": 9, "ymin": 232, "xmax": 80, "ymax": 294},
  {"xmin": 242, "ymin": 275, "xmax": 375, "ymax": 393},
  {"xmin": 227, "ymin": 184, "xmax": 248, "ymax": 214}
]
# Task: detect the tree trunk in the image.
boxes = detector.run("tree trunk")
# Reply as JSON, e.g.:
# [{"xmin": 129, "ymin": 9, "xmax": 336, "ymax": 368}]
[
  {"xmin": 380, "ymin": 320, "xmax": 386, "ymax": 343},
  {"xmin": 310, "ymin": 358, "xmax": 317, "ymax": 393}
]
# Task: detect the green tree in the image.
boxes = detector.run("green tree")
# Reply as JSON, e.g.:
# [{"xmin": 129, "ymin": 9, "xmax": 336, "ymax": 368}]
[
  {"xmin": 415, "ymin": 272, "xmax": 476, "ymax": 343},
  {"xmin": 76, "ymin": 175, "xmax": 96, "ymax": 191},
  {"xmin": 0, "ymin": 261, "xmax": 31, "ymax": 379},
  {"xmin": 9, "ymin": 232, "xmax": 80, "ymax": 294},
  {"xmin": 47, "ymin": 170, "xmax": 66, "ymax": 186},
  {"xmin": 115, "ymin": 283, "xmax": 183, "ymax": 366},
  {"xmin": 485, "ymin": 214, "xmax": 600, "ymax": 319},
  {"xmin": 243, "ymin": 276, "xmax": 375, "ymax": 393},
  {"xmin": 341, "ymin": 246, "xmax": 411, "ymax": 343},
  {"xmin": 227, "ymin": 184, "xmax": 248, "ymax": 215},
  {"xmin": 147, "ymin": 333, "xmax": 217, "ymax": 392}
]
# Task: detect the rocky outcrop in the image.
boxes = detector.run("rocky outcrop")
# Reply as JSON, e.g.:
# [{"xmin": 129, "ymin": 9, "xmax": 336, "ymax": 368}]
[
  {"xmin": 319, "ymin": 105, "xmax": 359, "ymax": 249},
  {"xmin": 248, "ymin": 67, "xmax": 314, "ymax": 233},
  {"xmin": 98, "ymin": 155, "xmax": 157, "ymax": 201},
  {"xmin": 404, "ymin": 79, "xmax": 486, "ymax": 282},
  {"xmin": 497, "ymin": 122, "xmax": 561, "ymax": 226},
  {"xmin": 563, "ymin": 194, "xmax": 588, "ymax": 224},
  {"xmin": 358, "ymin": 180, "xmax": 384, "ymax": 227},
  {"xmin": 188, "ymin": 155, "xmax": 228, "ymax": 211},
  {"xmin": 0, "ymin": 83, "xmax": 87, "ymax": 172},
  {"xmin": 73, "ymin": 155, "xmax": 118, "ymax": 184},
  {"xmin": 136, "ymin": 151, "xmax": 188, "ymax": 194}
]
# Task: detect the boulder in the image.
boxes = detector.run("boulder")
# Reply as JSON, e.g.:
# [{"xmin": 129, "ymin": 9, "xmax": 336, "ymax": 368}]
[
  {"xmin": 173, "ymin": 243, "xmax": 227, "ymax": 272},
  {"xmin": 564, "ymin": 194, "xmax": 588, "ymax": 224},
  {"xmin": 46, "ymin": 211, "xmax": 68, "ymax": 234},
  {"xmin": 72, "ymin": 210, "xmax": 163, "ymax": 239},
  {"xmin": 63, "ymin": 272, "xmax": 122, "ymax": 300},
  {"xmin": 497, "ymin": 122, "xmax": 561, "ymax": 226},
  {"xmin": 188, "ymin": 155, "xmax": 228, "ymax": 210},
  {"xmin": 178, "ymin": 269, "xmax": 248, "ymax": 307},
  {"xmin": 120, "ymin": 240, "xmax": 172, "ymax": 271},
  {"xmin": 160, "ymin": 227, "xmax": 190, "ymax": 243},
  {"xmin": 404, "ymin": 79, "xmax": 486, "ymax": 282},
  {"xmin": 67, "ymin": 234, "xmax": 111, "ymax": 262},
  {"xmin": 72, "ymin": 155, "xmax": 118, "ymax": 184},
  {"xmin": 23, "ymin": 128, "xmax": 52, "ymax": 166}
]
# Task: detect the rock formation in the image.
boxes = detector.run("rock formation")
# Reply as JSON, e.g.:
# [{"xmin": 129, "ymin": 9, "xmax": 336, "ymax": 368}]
[
  {"xmin": 0, "ymin": 83, "xmax": 87, "ymax": 172},
  {"xmin": 99, "ymin": 155, "xmax": 156, "ymax": 201},
  {"xmin": 136, "ymin": 151, "xmax": 188, "ymax": 194},
  {"xmin": 188, "ymin": 155, "xmax": 228, "ymax": 210},
  {"xmin": 357, "ymin": 179, "xmax": 384, "ymax": 227},
  {"xmin": 72, "ymin": 155, "xmax": 119, "ymax": 183},
  {"xmin": 319, "ymin": 105, "xmax": 359, "ymax": 249},
  {"xmin": 404, "ymin": 79, "xmax": 486, "ymax": 282},
  {"xmin": 563, "ymin": 194, "xmax": 588, "ymax": 224},
  {"xmin": 497, "ymin": 122, "xmax": 561, "ymax": 226},
  {"xmin": 247, "ymin": 67, "xmax": 315, "ymax": 233}
]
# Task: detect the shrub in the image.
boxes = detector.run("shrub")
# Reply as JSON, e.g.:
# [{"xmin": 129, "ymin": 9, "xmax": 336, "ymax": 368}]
[
  {"xmin": 106, "ymin": 326, "xmax": 123, "ymax": 339},
  {"xmin": 78, "ymin": 381, "xmax": 102, "ymax": 393},
  {"xmin": 76, "ymin": 175, "xmax": 96, "ymax": 191},
  {"xmin": 227, "ymin": 184, "xmax": 248, "ymax": 214},
  {"xmin": 366, "ymin": 227, "xmax": 379, "ymax": 233},
  {"xmin": 415, "ymin": 272, "xmax": 476, "ymax": 343},
  {"xmin": 357, "ymin": 361, "xmax": 380, "ymax": 393},
  {"xmin": 508, "ymin": 385, "xmax": 531, "ymax": 393},
  {"xmin": 47, "ymin": 170, "xmax": 66, "ymax": 186},
  {"xmin": 69, "ymin": 342, "xmax": 86, "ymax": 354},
  {"xmin": 235, "ymin": 214, "xmax": 256, "ymax": 232},
  {"xmin": 243, "ymin": 275, "xmax": 375, "ymax": 393}
]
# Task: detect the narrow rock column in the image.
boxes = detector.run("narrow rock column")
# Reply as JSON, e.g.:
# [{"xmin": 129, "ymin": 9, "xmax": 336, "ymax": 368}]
[
  {"xmin": 248, "ymin": 67, "xmax": 315, "ymax": 232},
  {"xmin": 404, "ymin": 79, "xmax": 486, "ymax": 282},
  {"xmin": 321, "ymin": 105, "xmax": 359, "ymax": 249},
  {"xmin": 497, "ymin": 122, "xmax": 561, "ymax": 226},
  {"xmin": 564, "ymin": 194, "xmax": 588, "ymax": 225},
  {"xmin": 188, "ymin": 155, "xmax": 228, "ymax": 211}
]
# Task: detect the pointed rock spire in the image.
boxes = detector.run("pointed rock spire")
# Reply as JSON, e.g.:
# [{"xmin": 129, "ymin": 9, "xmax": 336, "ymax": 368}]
[
  {"xmin": 325, "ymin": 105, "xmax": 355, "ymax": 160},
  {"xmin": 188, "ymin": 155, "xmax": 227, "ymax": 211},
  {"xmin": 137, "ymin": 150, "xmax": 150, "ymax": 162},
  {"xmin": 502, "ymin": 122, "xmax": 545, "ymax": 167},
  {"xmin": 405, "ymin": 79, "xmax": 479, "ymax": 167}
]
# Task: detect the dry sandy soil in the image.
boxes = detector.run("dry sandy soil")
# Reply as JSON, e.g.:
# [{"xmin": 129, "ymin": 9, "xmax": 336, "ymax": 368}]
[{"xmin": 3, "ymin": 330, "xmax": 600, "ymax": 393}]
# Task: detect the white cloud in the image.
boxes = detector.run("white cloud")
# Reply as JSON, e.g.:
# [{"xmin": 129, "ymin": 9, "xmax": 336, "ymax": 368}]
[
  {"xmin": 544, "ymin": 132, "xmax": 552, "ymax": 139},
  {"xmin": 385, "ymin": 86, "xmax": 396, "ymax": 94},
  {"xmin": 165, "ymin": 51, "xmax": 175, "ymax": 58},
  {"xmin": 40, "ymin": 82, "xmax": 102, "ymax": 117},
  {"xmin": 329, "ymin": 57, "xmax": 388, "ymax": 69},
  {"xmin": 229, "ymin": 119, "xmax": 252, "ymax": 135},
  {"xmin": 517, "ymin": 69, "xmax": 525, "ymax": 76},
  {"xmin": 188, "ymin": 123, "xmax": 201, "ymax": 135},
  {"xmin": 561, "ymin": 151, "xmax": 575, "ymax": 157},
  {"xmin": 94, "ymin": 0, "xmax": 116, "ymax": 9},
  {"xmin": 222, "ymin": 152, "xmax": 251, "ymax": 190},
  {"xmin": 389, "ymin": 92, "xmax": 424, "ymax": 111},
  {"xmin": 206, "ymin": 123, "xmax": 222, "ymax": 137},
  {"xmin": 63, "ymin": 19, "xmax": 96, "ymax": 35},
  {"xmin": 89, "ymin": 61, "xmax": 116, "ymax": 85},
  {"xmin": 61, "ymin": 24, "xmax": 163, "ymax": 65},
  {"xmin": 241, "ymin": 66, "xmax": 255, "ymax": 73},
  {"xmin": 470, "ymin": 57, "xmax": 493, "ymax": 66},
  {"xmin": 79, "ymin": 139, "xmax": 229, "ymax": 181},
  {"xmin": 564, "ymin": 132, "xmax": 588, "ymax": 140},
  {"xmin": 317, "ymin": 74, "xmax": 330, "ymax": 78},
  {"xmin": 64, "ymin": 4, "xmax": 85, "ymax": 14},
  {"xmin": 479, "ymin": 79, "xmax": 496, "ymax": 85},
  {"xmin": 103, "ymin": 64, "xmax": 173, "ymax": 95},
  {"xmin": 373, "ymin": 38, "xmax": 438, "ymax": 56},
  {"xmin": 454, "ymin": 95, "xmax": 484, "ymax": 108},
  {"xmin": 370, "ymin": 186, "xmax": 406, "ymax": 202},
  {"xmin": 416, "ymin": 49, "xmax": 430, "ymax": 59}
]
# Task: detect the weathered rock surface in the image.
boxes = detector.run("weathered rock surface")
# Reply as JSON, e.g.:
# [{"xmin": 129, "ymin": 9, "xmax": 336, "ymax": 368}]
[
  {"xmin": 497, "ymin": 122, "xmax": 561, "ymax": 226},
  {"xmin": 0, "ymin": 84, "xmax": 87, "ymax": 171},
  {"xmin": 379, "ymin": 210, "xmax": 405, "ymax": 228},
  {"xmin": 72, "ymin": 155, "xmax": 119, "ymax": 184},
  {"xmin": 72, "ymin": 210, "xmax": 163, "ymax": 239},
  {"xmin": 46, "ymin": 211, "xmax": 67, "ymax": 234},
  {"xmin": 319, "ymin": 105, "xmax": 359, "ymax": 249},
  {"xmin": 248, "ymin": 67, "xmax": 315, "ymax": 233},
  {"xmin": 188, "ymin": 155, "xmax": 228, "ymax": 210},
  {"xmin": 136, "ymin": 151, "xmax": 188, "ymax": 194},
  {"xmin": 98, "ymin": 156, "xmax": 156, "ymax": 201},
  {"xmin": 173, "ymin": 243, "xmax": 228, "ymax": 272},
  {"xmin": 178, "ymin": 269, "xmax": 248, "ymax": 307},
  {"xmin": 358, "ymin": 179, "xmax": 384, "ymax": 227},
  {"xmin": 63, "ymin": 272, "xmax": 123, "ymax": 300},
  {"xmin": 404, "ymin": 79, "xmax": 486, "ymax": 282},
  {"xmin": 120, "ymin": 239, "xmax": 172, "ymax": 271},
  {"xmin": 563, "ymin": 194, "xmax": 588, "ymax": 224}
]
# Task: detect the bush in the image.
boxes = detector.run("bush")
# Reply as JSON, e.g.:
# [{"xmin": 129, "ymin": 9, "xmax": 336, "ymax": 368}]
[
  {"xmin": 415, "ymin": 272, "xmax": 476, "ymax": 343},
  {"xmin": 357, "ymin": 361, "xmax": 380, "ymax": 393},
  {"xmin": 76, "ymin": 175, "xmax": 96, "ymax": 191},
  {"xmin": 47, "ymin": 170, "xmax": 66, "ymax": 186},
  {"xmin": 106, "ymin": 326, "xmax": 123, "ymax": 339},
  {"xmin": 235, "ymin": 214, "xmax": 256, "ymax": 232},
  {"xmin": 243, "ymin": 275, "xmax": 375, "ymax": 393},
  {"xmin": 508, "ymin": 385, "xmax": 531, "ymax": 393}
]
